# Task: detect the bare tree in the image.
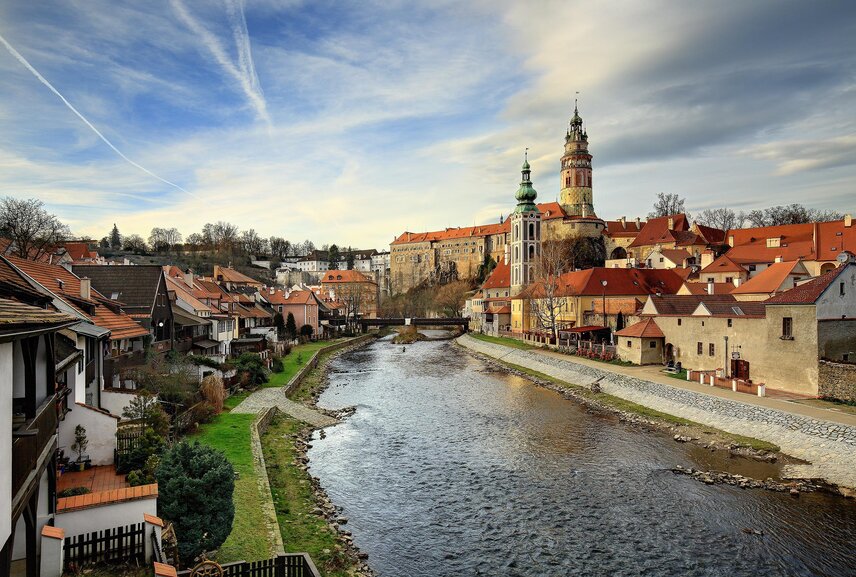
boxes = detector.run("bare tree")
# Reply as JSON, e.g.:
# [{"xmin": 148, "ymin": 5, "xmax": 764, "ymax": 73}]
[
  {"xmin": 202, "ymin": 221, "xmax": 240, "ymax": 253},
  {"xmin": 433, "ymin": 280, "xmax": 471, "ymax": 317},
  {"xmin": 746, "ymin": 204, "xmax": 843, "ymax": 227},
  {"xmin": 527, "ymin": 240, "xmax": 570, "ymax": 341},
  {"xmin": 338, "ymin": 282, "xmax": 365, "ymax": 332},
  {"xmin": 123, "ymin": 234, "xmax": 148, "ymax": 253},
  {"xmin": 240, "ymin": 229, "xmax": 264, "ymax": 255},
  {"xmin": 269, "ymin": 237, "xmax": 289, "ymax": 259},
  {"xmin": 185, "ymin": 232, "xmax": 204, "ymax": 252},
  {"xmin": 695, "ymin": 207, "xmax": 747, "ymax": 231},
  {"xmin": 149, "ymin": 227, "xmax": 181, "ymax": 252},
  {"xmin": 647, "ymin": 192, "xmax": 690, "ymax": 220},
  {"xmin": 0, "ymin": 197, "xmax": 70, "ymax": 260}
]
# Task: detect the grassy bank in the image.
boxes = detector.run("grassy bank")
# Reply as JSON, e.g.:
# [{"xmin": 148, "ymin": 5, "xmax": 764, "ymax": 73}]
[
  {"xmin": 262, "ymin": 415, "xmax": 356, "ymax": 577},
  {"xmin": 470, "ymin": 332, "xmax": 536, "ymax": 350},
  {"xmin": 479, "ymin": 351, "xmax": 780, "ymax": 453},
  {"xmin": 194, "ymin": 411, "xmax": 272, "ymax": 563},
  {"xmin": 265, "ymin": 340, "xmax": 338, "ymax": 388}
]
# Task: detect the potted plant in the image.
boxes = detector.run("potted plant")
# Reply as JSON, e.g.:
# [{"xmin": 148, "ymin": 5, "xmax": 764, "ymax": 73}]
[{"xmin": 71, "ymin": 425, "xmax": 89, "ymax": 471}]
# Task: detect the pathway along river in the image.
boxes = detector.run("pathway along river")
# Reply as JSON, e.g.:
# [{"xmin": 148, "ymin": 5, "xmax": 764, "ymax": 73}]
[{"xmin": 308, "ymin": 336, "xmax": 856, "ymax": 576}]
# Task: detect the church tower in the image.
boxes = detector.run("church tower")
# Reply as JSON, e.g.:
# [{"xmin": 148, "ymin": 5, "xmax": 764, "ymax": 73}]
[
  {"xmin": 510, "ymin": 151, "xmax": 542, "ymax": 296},
  {"xmin": 559, "ymin": 101, "xmax": 595, "ymax": 217}
]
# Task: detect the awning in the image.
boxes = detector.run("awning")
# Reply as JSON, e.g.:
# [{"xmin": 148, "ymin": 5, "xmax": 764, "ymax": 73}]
[
  {"xmin": 71, "ymin": 321, "xmax": 111, "ymax": 338},
  {"xmin": 561, "ymin": 325, "xmax": 607, "ymax": 333},
  {"xmin": 173, "ymin": 308, "xmax": 208, "ymax": 327},
  {"xmin": 192, "ymin": 339, "xmax": 220, "ymax": 349}
]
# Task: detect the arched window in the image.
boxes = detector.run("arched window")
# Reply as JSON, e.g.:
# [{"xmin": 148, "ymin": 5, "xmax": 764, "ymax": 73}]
[
  {"xmin": 528, "ymin": 223, "xmax": 535, "ymax": 239},
  {"xmin": 529, "ymin": 245, "xmax": 535, "ymax": 259}
]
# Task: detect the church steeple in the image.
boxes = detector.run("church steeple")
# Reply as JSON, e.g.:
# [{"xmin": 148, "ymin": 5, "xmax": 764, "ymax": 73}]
[
  {"xmin": 559, "ymin": 99, "xmax": 595, "ymax": 217},
  {"xmin": 514, "ymin": 149, "xmax": 538, "ymax": 214}
]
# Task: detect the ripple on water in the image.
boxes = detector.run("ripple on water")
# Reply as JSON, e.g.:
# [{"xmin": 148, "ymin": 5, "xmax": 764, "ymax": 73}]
[{"xmin": 307, "ymin": 340, "xmax": 856, "ymax": 577}]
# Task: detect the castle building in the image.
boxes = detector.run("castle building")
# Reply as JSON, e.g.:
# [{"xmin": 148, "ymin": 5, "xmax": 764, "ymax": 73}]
[{"xmin": 510, "ymin": 153, "xmax": 541, "ymax": 296}]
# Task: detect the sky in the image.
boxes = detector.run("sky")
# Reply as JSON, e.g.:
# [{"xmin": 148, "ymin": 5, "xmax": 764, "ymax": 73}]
[{"xmin": 1, "ymin": 0, "xmax": 855, "ymax": 251}]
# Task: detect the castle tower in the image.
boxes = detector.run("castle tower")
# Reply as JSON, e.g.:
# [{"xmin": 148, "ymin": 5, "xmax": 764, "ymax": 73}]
[
  {"xmin": 559, "ymin": 101, "xmax": 595, "ymax": 217},
  {"xmin": 510, "ymin": 151, "xmax": 542, "ymax": 296}
]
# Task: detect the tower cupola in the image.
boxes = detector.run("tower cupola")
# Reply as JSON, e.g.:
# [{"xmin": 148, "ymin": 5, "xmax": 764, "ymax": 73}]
[{"xmin": 514, "ymin": 150, "xmax": 538, "ymax": 214}]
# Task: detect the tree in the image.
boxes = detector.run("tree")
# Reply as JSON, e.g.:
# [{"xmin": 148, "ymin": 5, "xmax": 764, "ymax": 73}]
[
  {"xmin": 99, "ymin": 237, "xmax": 110, "ymax": 249},
  {"xmin": 184, "ymin": 232, "xmax": 204, "ymax": 252},
  {"xmin": 202, "ymin": 221, "xmax": 239, "ymax": 253},
  {"xmin": 121, "ymin": 391, "xmax": 169, "ymax": 437},
  {"xmin": 273, "ymin": 312, "xmax": 285, "ymax": 338},
  {"xmin": 433, "ymin": 280, "xmax": 471, "ymax": 317},
  {"xmin": 232, "ymin": 352, "xmax": 268, "ymax": 387},
  {"xmin": 527, "ymin": 239, "xmax": 571, "ymax": 341},
  {"xmin": 745, "ymin": 204, "xmax": 843, "ymax": 227},
  {"xmin": 476, "ymin": 254, "xmax": 497, "ymax": 284},
  {"xmin": 285, "ymin": 312, "xmax": 297, "ymax": 340},
  {"xmin": 269, "ymin": 237, "xmax": 289, "ymax": 259},
  {"xmin": 328, "ymin": 244, "xmax": 340, "ymax": 270},
  {"xmin": 123, "ymin": 234, "xmax": 148, "ymax": 253},
  {"xmin": 695, "ymin": 207, "xmax": 746, "ymax": 231},
  {"xmin": 110, "ymin": 223, "xmax": 122, "ymax": 249},
  {"xmin": 149, "ymin": 227, "xmax": 182, "ymax": 253},
  {"xmin": 299, "ymin": 324, "xmax": 314, "ymax": 338},
  {"xmin": 240, "ymin": 229, "xmax": 265, "ymax": 255},
  {"xmin": 157, "ymin": 442, "xmax": 235, "ymax": 565},
  {"xmin": 564, "ymin": 236, "xmax": 606, "ymax": 270},
  {"xmin": 345, "ymin": 247, "xmax": 355, "ymax": 270},
  {"xmin": 647, "ymin": 192, "xmax": 689, "ymax": 221},
  {"xmin": 0, "ymin": 197, "xmax": 71, "ymax": 260}
]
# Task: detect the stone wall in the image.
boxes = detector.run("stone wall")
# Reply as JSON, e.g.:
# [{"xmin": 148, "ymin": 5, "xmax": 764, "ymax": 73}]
[
  {"xmin": 283, "ymin": 335, "xmax": 376, "ymax": 397},
  {"xmin": 819, "ymin": 360, "xmax": 856, "ymax": 402}
]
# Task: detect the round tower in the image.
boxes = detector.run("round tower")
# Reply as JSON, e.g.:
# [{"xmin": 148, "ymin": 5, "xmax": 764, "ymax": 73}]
[
  {"xmin": 559, "ymin": 101, "xmax": 595, "ymax": 217},
  {"xmin": 511, "ymin": 151, "xmax": 542, "ymax": 296}
]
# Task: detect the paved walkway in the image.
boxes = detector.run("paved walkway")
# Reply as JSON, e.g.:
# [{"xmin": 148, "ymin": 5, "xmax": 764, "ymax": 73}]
[
  {"xmin": 232, "ymin": 387, "xmax": 338, "ymax": 427},
  {"xmin": 459, "ymin": 335, "xmax": 856, "ymax": 490}
]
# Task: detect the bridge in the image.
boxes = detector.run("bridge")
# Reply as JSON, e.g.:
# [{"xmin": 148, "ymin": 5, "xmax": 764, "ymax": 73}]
[{"xmin": 359, "ymin": 317, "xmax": 470, "ymax": 333}]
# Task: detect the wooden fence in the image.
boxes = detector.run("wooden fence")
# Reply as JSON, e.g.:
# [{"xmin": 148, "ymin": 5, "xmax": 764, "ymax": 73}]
[
  {"xmin": 175, "ymin": 554, "xmax": 321, "ymax": 577},
  {"xmin": 64, "ymin": 522, "xmax": 145, "ymax": 570}
]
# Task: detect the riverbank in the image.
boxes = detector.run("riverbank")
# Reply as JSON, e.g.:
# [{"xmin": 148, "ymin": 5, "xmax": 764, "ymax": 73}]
[{"xmin": 458, "ymin": 334, "xmax": 856, "ymax": 496}]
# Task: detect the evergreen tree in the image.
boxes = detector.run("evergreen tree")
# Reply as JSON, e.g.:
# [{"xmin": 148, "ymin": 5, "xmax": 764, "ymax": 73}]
[
  {"xmin": 345, "ymin": 246, "xmax": 355, "ymax": 270},
  {"xmin": 157, "ymin": 442, "xmax": 235, "ymax": 565},
  {"xmin": 328, "ymin": 244, "xmax": 340, "ymax": 270},
  {"xmin": 285, "ymin": 312, "xmax": 297, "ymax": 339},
  {"xmin": 110, "ymin": 223, "xmax": 122, "ymax": 249},
  {"xmin": 273, "ymin": 312, "xmax": 285, "ymax": 338}
]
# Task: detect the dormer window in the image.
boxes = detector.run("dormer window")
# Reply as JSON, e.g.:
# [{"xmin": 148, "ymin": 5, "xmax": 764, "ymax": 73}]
[{"xmin": 766, "ymin": 237, "xmax": 781, "ymax": 248}]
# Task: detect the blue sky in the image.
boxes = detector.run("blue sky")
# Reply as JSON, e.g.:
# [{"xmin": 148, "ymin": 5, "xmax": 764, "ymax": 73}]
[{"xmin": 1, "ymin": 0, "xmax": 854, "ymax": 250}]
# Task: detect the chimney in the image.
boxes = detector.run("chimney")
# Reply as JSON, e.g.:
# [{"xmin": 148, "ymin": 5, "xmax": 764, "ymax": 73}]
[
  {"xmin": 620, "ymin": 216, "xmax": 626, "ymax": 226},
  {"xmin": 774, "ymin": 255, "xmax": 783, "ymax": 263},
  {"xmin": 667, "ymin": 216, "xmax": 674, "ymax": 230},
  {"xmin": 80, "ymin": 277, "xmax": 91, "ymax": 300},
  {"xmin": 635, "ymin": 217, "xmax": 641, "ymax": 228},
  {"xmin": 733, "ymin": 277, "xmax": 741, "ymax": 287},
  {"xmin": 845, "ymin": 214, "xmax": 853, "ymax": 228},
  {"xmin": 184, "ymin": 269, "xmax": 194, "ymax": 287},
  {"xmin": 707, "ymin": 281, "xmax": 714, "ymax": 295}
]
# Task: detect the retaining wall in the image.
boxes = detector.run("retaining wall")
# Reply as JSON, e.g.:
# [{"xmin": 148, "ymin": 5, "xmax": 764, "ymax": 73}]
[{"xmin": 819, "ymin": 360, "xmax": 856, "ymax": 403}]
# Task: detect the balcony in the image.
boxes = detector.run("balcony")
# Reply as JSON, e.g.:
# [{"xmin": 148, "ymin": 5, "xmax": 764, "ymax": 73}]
[
  {"xmin": 12, "ymin": 392, "xmax": 59, "ymax": 510},
  {"xmin": 103, "ymin": 350, "xmax": 147, "ymax": 389}
]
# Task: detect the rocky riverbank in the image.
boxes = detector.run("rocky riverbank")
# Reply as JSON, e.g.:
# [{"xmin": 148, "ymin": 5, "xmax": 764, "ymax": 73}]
[{"xmin": 462, "ymin": 345, "xmax": 852, "ymax": 499}]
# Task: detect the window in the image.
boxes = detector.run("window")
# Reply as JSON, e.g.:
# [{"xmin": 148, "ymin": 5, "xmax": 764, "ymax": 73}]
[
  {"xmin": 707, "ymin": 277, "xmax": 714, "ymax": 282},
  {"xmin": 709, "ymin": 343, "xmax": 715, "ymax": 356},
  {"xmin": 697, "ymin": 342, "xmax": 703, "ymax": 355},
  {"xmin": 782, "ymin": 317, "xmax": 793, "ymax": 339},
  {"xmin": 649, "ymin": 341, "xmax": 657, "ymax": 348},
  {"xmin": 727, "ymin": 319, "xmax": 732, "ymax": 327},
  {"xmin": 677, "ymin": 319, "xmax": 682, "ymax": 326},
  {"xmin": 725, "ymin": 277, "xmax": 733, "ymax": 284},
  {"xmin": 841, "ymin": 282, "xmax": 846, "ymax": 296},
  {"xmin": 627, "ymin": 340, "xmax": 632, "ymax": 348}
]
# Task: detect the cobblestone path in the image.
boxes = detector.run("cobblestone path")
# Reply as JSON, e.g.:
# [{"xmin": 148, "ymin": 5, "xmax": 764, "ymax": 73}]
[
  {"xmin": 459, "ymin": 335, "xmax": 856, "ymax": 489},
  {"xmin": 232, "ymin": 387, "xmax": 338, "ymax": 427}
]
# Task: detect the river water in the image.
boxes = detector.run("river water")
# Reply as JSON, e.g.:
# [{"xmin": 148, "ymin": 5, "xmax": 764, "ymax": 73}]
[{"xmin": 308, "ymin": 337, "xmax": 856, "ymax": 577}]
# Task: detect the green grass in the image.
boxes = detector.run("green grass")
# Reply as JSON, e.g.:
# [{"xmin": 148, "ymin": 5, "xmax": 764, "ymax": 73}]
[
  {"xmin": 665, "ymin": 369, "xmax": 689, "ymax": 381},
  {"xmin": 469, "ymin": 333, "xmax": 536, "ymax": 350},
  {"xmin": 264, "ymin": 341, "xmax": 337, "ymax": 388},
  {"xmin": 489, "ymin": 357, "xmax": 780, "ymax": 453},
  {"xmin": 223, "ymin": 390, "xmax": 250, "ymax": 410},
  {"xmin": 288, "ymin": 347, "xmax": 341, "ymax": 403},
  {"xmin": 194, "ymin": 412, "xmax": 272, "ymax": 563},
  {"xmin": 262, "ymin": 415, "xmax": 357, "ymax": 577}
]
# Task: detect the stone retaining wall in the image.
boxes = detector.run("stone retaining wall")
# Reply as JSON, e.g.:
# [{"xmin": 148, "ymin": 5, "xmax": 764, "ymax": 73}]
[
  {"xmin": 458, "ymin": 334, "xmax": 856, "ymax": 489},
  {"xmin": 250, "ymin": 406, "xmax": 285, "ymax": 556},
  {"xmin": 284, "ymin": 335, "xmax": 376, "ymax": 397},
  {"xmin": 819, "ymin": 360, "xmax": 856, "ymax": 403}
]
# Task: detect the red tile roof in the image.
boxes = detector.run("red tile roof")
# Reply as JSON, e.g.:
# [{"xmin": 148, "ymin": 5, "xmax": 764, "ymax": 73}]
[
  {"xmin": 645, "ymin": 294, "xmax": 738, "ymax": 315},
  {"xmin": 699, "ymin": 254, "xmax": 747, "ymax": 274},
  {"xmin": 519, "ymin": 268, "xmax": 684, "ymax": 299},
  {"xmin": 320, "ymin": 270, "xmax": 376, "ymax": 284},
  {"xmin": 764, "ymin": 264, "xmax": 846, "ymax": 305},
  {"xmin": 61, "ymin": 242, "xmax": 98, "ymax": 261},
  {"xmin": 657, "ymin": 248, "xmax": 692, "ymax": 264},
  {"xmin": 628, "ymin": 214, "xmax": 690, "ymax": 248},
  {"xmin": 604, "ymin": 219, "xmax": 645, "ymax": 238},
  {"xmin": 682, "ymin": 282, "xmax": 735, "ymax": 295},
  {"xmin": 616, "ymin": 318, "xmax": 665, "ymax": 338},
  {"xmin": 213, "ymin": 265, "xmax": 262, "ymax": 285},
  {"xmin": 482, "ymin": 260, "xmax": 510, "ymax": 290},
  {"xmin": 731, "ymin": 260, "xmax": 805, "ymax": 295}
]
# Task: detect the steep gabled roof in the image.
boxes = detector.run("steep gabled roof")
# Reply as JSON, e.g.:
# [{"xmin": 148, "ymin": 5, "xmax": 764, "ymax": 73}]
[
  {"xmin": 616, "ymin": 318, "xmax": 664, "ymax": 338},
  {"xmin": 482, "ymin": 260, "xmax": 510, "ymax": 290},
  {"xmin": 72, "ymin": 265, "xmax": 165, "ymax": 317},
  {"xmin": 693, "ymin": 224, "xmax": 727, "ymax": 245},
  {"xmin": 644, "ymin": 294, "xmax": 737, "ymax": 316},
  {"xmin": 0, "ymin": 298, "xmax": 76, "ymax": 330},
  {"xmin": 213, "ymin": 265, "xmax": 262, "ymax": 285},
  {"xmin": 764, "ymin": 264, "xmax": 846, "ymax": 305},
  {"xmin": 320, "ymin": 270, "xmax": 376, "ymax": 284},
  {"xmin": 731, "ymin": 260, "xmax": 807, "ymax": 295},
  {"xmin": 700, "ymin": 254, "xmax": 748, "ymax": 275},
  {"xmin": 694, "ymin": 300, "xmax": 766, "ymax": 317},
  {"xmin": 628, "ymin": 214, "xmax": 690, "ymax": 248}
]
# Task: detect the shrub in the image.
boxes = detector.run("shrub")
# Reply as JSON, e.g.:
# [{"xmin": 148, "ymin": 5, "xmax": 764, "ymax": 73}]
[
  {"xmin": 58, "ymin": 486, "xmax": 90, "ymax": 498},
  {"xmin": 271, "ymin": 356, "xmax": 284, "ymax": 373},
  {"xmin": 117, "ymin": 428, "xmax": 165, "ymax": 474},
  {"xmin": 122, "ymin": 392, "xmax": 170, "ymax": 437},
  {"xmin": 299, "ymin": 324, "xmax": 314, "ymax": 338},
  {"xmin": 127, "ymin": 455, "xmax": 159, "ymax": 487},
  {"xmin": 199, "ymin": 375, "xmax": 226, "ymax": 414},
  {"xmin": 157, "ymin": 442, "xmax": 235, "ymax": 565},
  {"xmin": 233, "ymin": 352, "xmax": 268, "ymax": 387},
  {"xmin": 196, "ymin": 402, "xmax": 217, "ymax": 424},
  {"xmin": 285, "ymin": 313, "xmax": 297, "ymax": 340}
]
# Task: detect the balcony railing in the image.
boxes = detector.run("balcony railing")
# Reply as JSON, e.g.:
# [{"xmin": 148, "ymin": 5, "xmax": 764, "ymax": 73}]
[{"xmin": 12, "ymin": 392, "xmax": 58, "ymax": 500}]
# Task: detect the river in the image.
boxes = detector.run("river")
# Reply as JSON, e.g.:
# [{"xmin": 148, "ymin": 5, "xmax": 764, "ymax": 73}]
[{"xmin": 307, "ymin": 337, "xmax": 856, "ymax": 577}]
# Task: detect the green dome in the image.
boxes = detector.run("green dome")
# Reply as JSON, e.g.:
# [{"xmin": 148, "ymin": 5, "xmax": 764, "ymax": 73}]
[{"xmin": 514, "ymin": 154, "xmax": 538, "ymax": 213}]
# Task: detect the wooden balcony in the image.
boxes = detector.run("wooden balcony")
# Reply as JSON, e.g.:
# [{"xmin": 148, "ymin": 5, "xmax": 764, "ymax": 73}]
[
  {"xmin": 12, "ymin": 392, "xmax": 58, "ymax": 514},
  {"xmin": 103, "ymin": 350, "xmax": 147, "ymax": 389}
]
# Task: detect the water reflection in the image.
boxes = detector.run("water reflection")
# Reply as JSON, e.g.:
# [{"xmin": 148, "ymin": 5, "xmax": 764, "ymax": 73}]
[{"xmin": 308, "ymin": 338, "xmax": 856, "ymax": 577}]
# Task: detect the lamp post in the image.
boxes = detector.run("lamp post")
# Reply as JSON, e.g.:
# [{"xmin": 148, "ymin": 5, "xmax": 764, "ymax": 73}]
[{"xmin": 601, "ymin": 279, "xmax": 608, "ymax": 345}]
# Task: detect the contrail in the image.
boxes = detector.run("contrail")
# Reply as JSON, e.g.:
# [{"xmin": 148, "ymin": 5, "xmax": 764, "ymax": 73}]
[
  {"xmin": 0, "ymin": 32, "xmax": 195, "ymax": 198},
  {"xmin": 171, "ymin": 0, "xmax": 272, "ymax": 130}
]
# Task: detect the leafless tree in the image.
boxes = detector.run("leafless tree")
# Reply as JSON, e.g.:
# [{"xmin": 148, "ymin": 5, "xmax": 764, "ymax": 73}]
[
  {"xmin": 123, "ymin": 234, "xmax": 148, "ymax": 253},
  {"xmin": 746, "ymin": 204, "xmax": 843, "ymax": 227},
  {"xmin": 433, "ymin": 280, "xmax": 471, "ymax": 317},
  {"xmin": 0, "ymin": 197, "xmax": 70, "ymax": 260},
  {"xmin": 647, "ymin": 192, "xmax": 690, "ymax": 221},
  {"xmin": 149, "ymin": 227, "xmax": 182, "ymax": 252},
  {"xmin": 527, "ymin": 240, "xmax": 570, "ymax": 341},
  {"xmin": 184, "ymin": 232, "xmax": 204, "ymax": 252},
  {"xmin": 695, "ymin": 207, "xmax": 747, "ymax": 231},
  {"xmin": 240, "ymin": 229, "xmax": 265, "ymax": 255}
]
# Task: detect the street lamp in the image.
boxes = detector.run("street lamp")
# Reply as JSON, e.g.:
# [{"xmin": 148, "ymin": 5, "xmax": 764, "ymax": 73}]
[{"xmin": 601, "ymin": 279, "xmax": 608, "ymax": 344}]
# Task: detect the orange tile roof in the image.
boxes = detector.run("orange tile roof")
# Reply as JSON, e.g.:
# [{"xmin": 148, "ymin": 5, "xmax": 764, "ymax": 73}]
[
  {"xmin": 628, "ymin": 214, "xmax": 690, "ymax": 248},
  {"xmin": 699, "ymin": 254, "xmax": 748, "ymax": 274},
  {"xmin": 41, "ymin": 525, "xmax": 65, "ymax": 540},
  {"xmin": 604, "ymin": 219, "xmax": 645, "ymax": 237},
  {"xmin": 616, "ymin": 318, "xmax": 665, "ymax": 338},
  {"xmin": 61, "ymin": 242, "xmax": 98, "ymax": 261},
  {"xmin": 657, "ymin": 248, "xmax": 692, "ymax": 264},
  {"xmin": 213, "ymin": 265, "xmax": 262, "ymax": 285},
  {"xmin": 682, "ymin": 282, "xmax": 735, "ymax": 295},
  {"xmin": 518, "ymin": 268, "xmax": 684, "ymax": 299},
  {"xmin": 320, "ymin": 269, "xmax": 376, "ymax": 284},
  {"xmin": 731, "ymin": 260, "xmax": 805, "ymax": 295},
  {"xmin": 283, "ymin": 290, "xmax": 319, "ymax": 305},
  {"xmin": 482, "ymin": 260, "xmax": 510, "ymax": 290},
  {"xmin": 56, "ymin": 483, "xmax": 157, "ymax": 512}
]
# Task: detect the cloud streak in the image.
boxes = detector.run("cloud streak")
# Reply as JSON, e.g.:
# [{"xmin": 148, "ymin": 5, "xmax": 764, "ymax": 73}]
[
  {"xmin": 0, "ymin": 31, "xmax": 196, "ymax": 198},
  {"xmin": 170, "ymin": 0, "xmax": 271, "ymax": 130}
]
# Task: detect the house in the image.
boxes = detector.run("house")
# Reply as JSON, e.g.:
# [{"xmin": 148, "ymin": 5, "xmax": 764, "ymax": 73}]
[
  {"xmin": 621, "ymin": 259, "xmax": 856, "ymax": 398},
  {"xmin": 644, "ymin": 248, "xmax": 695, "ymax": 270},
  {"xmin": 212, "ymin": 265, "xmax": 263, "ymax": 290},
  {"xmin": 72, "ymin": 265, "xmax": 174, "ymax": 351},
  {"xmin": 603, "ymin": 216, "xmax": 645, "ymax": 263},
  {"xmin": 474, "ymin": 260, "xmax": 512, "ymax": 335},
  {"xmin": 277, "ymin": 289, "xmax": 325, "ymax": 337},
  {"xmin": 625, "ymin": 214, "xmax": 726, "ymax": 263},
  {"xmin": 730, "ymin": 260, "xmax": 811, "ymax": 301},
  {"xmin": 697, "ymin": 254, "xmax": 749, "ymax": 285},
  {"xmin": 615, "ymin": 318, "xmax": 666, "ymax": 365},
  {"xmin": 0, "ymin": 282, "xmax": 77, "ymax": 576},
  {"xmin": 320, "ymin": 269, "xmax": 379, "ymax": 321}
]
